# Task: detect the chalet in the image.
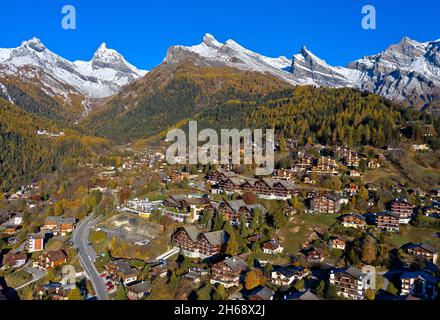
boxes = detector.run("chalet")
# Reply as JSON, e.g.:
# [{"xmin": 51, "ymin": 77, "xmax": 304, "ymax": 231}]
[
  {"xmin": 313, "ymin": 156, "xmax": 338, "ymax": 176},
  {"xmin": 248, "ymin": 286, "xmax": 275, "ymax": 301},
  {"xmin": 26, "ymin": 233, "xmax": 45, "ymax": 253},
  {"xmin": 400, "ymin": 271, "xmax": 439, "ymax": 300},
  {"xmin": 349, "ymin": 170, "xmax": 361, "ymax": 178},
  {"xmin": 247, "ymin": 234, "xmax": 262, "ymax": 244},
  {"xmin": 403, "ymin": 243, "xmax": 438, "ymax": 264},
  {"xmin": 216, "ymin": 199, "xmax": 267, "ymax": 226},
  {"xmin": 163, "ymin": 194, "xmax": 210, "ymax": 210},
  {"xmin": 216, "ymin": 176, "xmax": 298, "ymax": 200},
  {"xmin": 345, "ymin": 152, "xmax": 360, "ymax": 168},
  {"xmin": 162, "ymin": 194, "xmax": 211, "ymax": 223},
  {"xmin": 150, "ymin": 262, "xmax": 168, "ymax": 278},
  {"xmin": 273, "ymin": 168, "xmax": 296, "ymax": 181},
  {"xmin": 183, "ymin": 268, "xmax": 208, "ymax": 283},
  {"xmin": 366, "ymin": 183, "xmax": 381, "ymax": 192},
  {"xmin": 42, "ymin": 217, "xmax": 76, "ymax": 235},
  {"xmin": 0, "ymin": 213, "xmax": 23, "ymax": 231},
  {"xmin": 367, "ymin": 159, "xmax": 381, "ymax": 169},
  {"xmin": 105, "ymin": 260, "xmax": 139, "ymax": 285},
  {"xmin": 412, "ymin": 144, "xmax": 430, "ymax": 152},
  {"xmin": 345, "ymin": 183, "xmax": 359, "ymax": 196},
  {"xmin": 262, "ymin": 240, "xmax": 284, "ymax": 255},
  {"xmin": 303, "ymin": 177, "xmax": 317, "ymax": 185},
  {"xmin": 218, "ymin": 177, "xmax": 247, "ymax": 195},
  {"xmin": 271, "ymin": 266, "xmax": 309, "ymax": 286},
  {"xmin": 169, "ymin": 170, "xmax": 189, "ymax": 183},
  {"xmin": 423, "ymin": 205, "xmax": 440, "ymax": 218},
  {"xmin": 310, "ymin": 194, "xmax": 341, "ymax": 214},
  {"xmin": 36, "ymin": 250, "xmax": 67, "ymax": 269},
  {"xmin": 253, "ymin": 178, "xmax": 298, "ymax": 200},
  {"xmin": 306, "ymin": 248, "xmax": 325, "ymax": 263},
  {"xmin": 173, "ymin": 226, "xmax": 228, "ymax": 259},
  {"xmin": 340, "ymin": 214, "xmax": 366, "ymax": 229},
  {"xmin": 1, "ymin": 225, "xmax": 19, "ymax": 236},
  {"xmin": 121, "ymin": 268, "xmax": 139, "ymax": 285},
  {"xmin": 376, "ymin": 212, "xmax": 400, "ymax": 232},
  {"xmin": 284, "ymin": 289, "xmax": 319, "ymax": 300},
  {"xmin": 207, "ymin": 170, "xmax": 238, "ymax": 184},
  {"xmin": 338, "ymin": 146, "xmax": 351, "ymax": 158},
  {"xmin": 295, "ymin": 155, "xmax": 313, "ymax": 170},
  {"xmin": 210, "ymin": 256, "xmax": 247, "ymax": 288},
  {"xmin": 3, "ymin": 252, "xmax": 27, "ymax": 269},
  {"xmin": 390, "ymin": 200, "xmax": 414, "ymax": 224},
  {"xmin": 39, "ymin": 283, "xmax": 72, "ymax": 300},
  {"xmin": 328, "ymin": 237, "xmax": 346, "ymax": 251},
  {"xmin": 127, "ymin": 281, "xmax": 152, "ymax": 300},
  {"xmin": 430, "ymin": 188, "xmax": 440, "ymax": 198},
  {"xmin": 329, "ymin": 267, "xmax": 371, "ymax": 300}
]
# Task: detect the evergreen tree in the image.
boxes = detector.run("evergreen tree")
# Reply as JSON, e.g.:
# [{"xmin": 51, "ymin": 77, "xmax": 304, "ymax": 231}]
[{"xmin": 225, "ymin": 231, "xmax": 239, "ymax": 256}]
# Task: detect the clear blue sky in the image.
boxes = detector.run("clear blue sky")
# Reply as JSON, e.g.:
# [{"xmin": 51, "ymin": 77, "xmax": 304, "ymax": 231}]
[{"xmin": 0, "ymin": 0, "xmax": 439, "ymax": 70}]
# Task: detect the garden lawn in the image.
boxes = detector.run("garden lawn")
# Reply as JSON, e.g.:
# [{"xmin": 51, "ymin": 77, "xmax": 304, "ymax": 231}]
[{"xmin": 278, "ymin": 213, "xmax": 338, "ymax": 254}]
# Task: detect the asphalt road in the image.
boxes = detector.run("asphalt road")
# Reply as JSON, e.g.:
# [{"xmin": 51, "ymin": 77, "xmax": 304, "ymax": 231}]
[{"xmin": 72, "ymin": 215, "xmax": 109, "ymax": 300}]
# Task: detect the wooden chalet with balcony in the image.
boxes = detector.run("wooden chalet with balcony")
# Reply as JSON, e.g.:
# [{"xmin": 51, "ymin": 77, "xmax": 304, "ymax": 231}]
[
  {"xmin": 173, "ymin": 226, "xmax": 228, "ymax": 259},
  {"xmin": 210, "ymin": 256, "xmax": 247, "ymax": 288},
  {"xmin": 329, "ymin": 267, "xmax": 370, "ymax": 300}
]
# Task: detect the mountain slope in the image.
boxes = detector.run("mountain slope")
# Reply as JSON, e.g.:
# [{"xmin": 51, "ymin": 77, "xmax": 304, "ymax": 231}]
[
  {"xmin": 0, "ymin": 98, "xmax": 109, "ymax": 190},
  {"xmin": 348, "ymin": 37, "xmax": 440, "ymax": 111},
  {"xmin": 83, "ymin": 62, "xmax": 292, "ymax": 142}
]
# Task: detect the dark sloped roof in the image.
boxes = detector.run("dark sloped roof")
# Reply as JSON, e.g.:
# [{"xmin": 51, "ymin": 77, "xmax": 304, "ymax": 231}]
[
  {"xmin": 400, "ymin": 271, "xmax": 439, "ymax": 283},
  {"xmin": 420, "ymin": 243, "xmax": 438, "ymax": 254},
  {"xmin": 274, "ymin": 266, "xmax": 304, "ymax": 278},
  {"xmin": 402, "ymin": 242, "xmax": 438, "ymax": 254},
  {"xmin": 128, "ymin": 281, "xmax": 151, "ymax": 294},
  {"xmin": 226, "ymin": 199, "xmax": 247, "ymax": 212},
  {"xmin": 223, "ymin": 256, "xmax": 247, "ymax": 271},
  {"xmin": 182, "ymin": 226, "xmax": 201, "ymax": 242},
  {"xmin": 332, "ymin": 266, "xmax": 362, "ymax": 279},
  {"xmin": 203, "ymin": 230, "xmax": 228, "ymax": 246},
  {"xmin": 285, "ymin": 289, "xmax": 319, "ymax": 301},
  {"xmin": 341, "ymin": 213, "xmax": 366, "ymax": 221},
  {"xmin": 248, "ymin": 286, "xmax": 274, "ymax": 300}
]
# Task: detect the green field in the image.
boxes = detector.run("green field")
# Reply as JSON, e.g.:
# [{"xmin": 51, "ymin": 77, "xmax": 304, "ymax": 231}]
[
  {"xmin": 5, "ymin": 270, "xmax": 32, "ymax": 288},
  {"xmin": 383, "ymin": 225, "xmax": 440, "ymax": 251},
  {"xmin": 278, "ymin": 213, "xmax": 338, "ymax": 254}
]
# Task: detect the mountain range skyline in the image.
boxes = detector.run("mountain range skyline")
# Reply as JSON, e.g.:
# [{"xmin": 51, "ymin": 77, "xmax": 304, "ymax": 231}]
[
  {"xmin": 1, "ymin": 0, "xmax": 439, "ymax": 71},
  {"xmin": 2, "ymin": 33, "xmax": 439, "ymax": 111}
]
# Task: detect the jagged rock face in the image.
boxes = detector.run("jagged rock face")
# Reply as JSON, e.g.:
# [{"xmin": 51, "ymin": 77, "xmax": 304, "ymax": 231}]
[
  {"xmin": 165, "ymin": 33, "xmax": 296, "ymax": 84},
  {"xmin": 291, "ymin": 47, "xmax": 361, "ymax": 87},
  {"xmin": 91, "ymin": 43, "xmax": 135, "ymax": 74},
  {"xmin": 0, "ymin": 38, "xmax": 147, "ymax": 99},
  {"xmin": 165, "ymin": 34, "xmax": 440, "ymax": 111},
  {"xmin": 348, "ymin": 37, "xmax": 440, "ymax": 109}
]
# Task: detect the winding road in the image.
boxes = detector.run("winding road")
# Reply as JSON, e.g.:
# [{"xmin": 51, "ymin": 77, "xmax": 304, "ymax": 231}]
[{"xmin": 72, "ymin": 215, "xmax": 109, "ymax": 300}]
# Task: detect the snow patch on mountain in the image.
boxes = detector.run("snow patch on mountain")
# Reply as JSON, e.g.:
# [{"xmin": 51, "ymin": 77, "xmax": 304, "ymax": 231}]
[
  {"xmin": 0, "ymin": 82, "xmax": 13, "ymax": 103},
  {"xmin": 0, "ymin": 38, "xmax": 148, "ymax": 99}
]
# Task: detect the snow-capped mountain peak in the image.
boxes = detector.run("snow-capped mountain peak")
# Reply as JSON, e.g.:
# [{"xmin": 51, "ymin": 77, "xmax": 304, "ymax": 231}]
[
  {"xmin": 202, "ymin": 33, "xmax": 222, "ymax": 48},
  {"xmin": 93, "ymin": 42, "xmax": 123, "ymax": 62},
  {"xmin": 20, "ymin": 37, "xmax": 46, "ymax": 52},
  {"xmin": 0, "ymin": 38, "xmax": 147, "ymax": 99},
  {"xmin": 165, "ymin": 33, "xmax": 294, "ymax": 83}
]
